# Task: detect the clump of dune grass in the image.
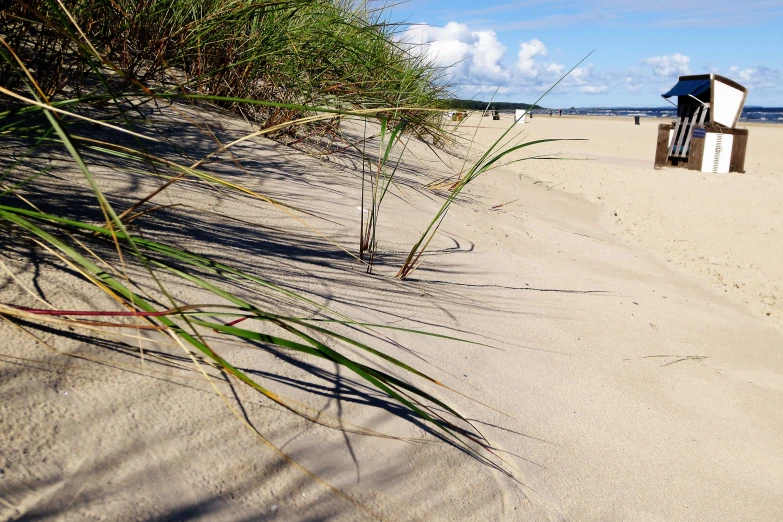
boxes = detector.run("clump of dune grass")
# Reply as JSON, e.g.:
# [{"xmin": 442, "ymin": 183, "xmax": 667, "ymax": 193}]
[
  {"xmin": 0, "ymin": 0, "xmax": 525, "ymax": 514},
  {"xmin": 0, "ymin": 1, "xmax": 590, "ymax": 514},
  {"xmin": 0, "ymin": 0, "xmax": 449, "ymax": 138},
  {"xmin": 395, "ymin": 56, "xmax": 591, "ymax": 279},
  {"xmin": 358, "ymin": 116, "xmax": 409, "ymax": 270}
]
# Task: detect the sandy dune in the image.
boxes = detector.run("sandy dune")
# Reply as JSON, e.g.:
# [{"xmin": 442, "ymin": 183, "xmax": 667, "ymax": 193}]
[{"xmin": 1, "ymin": 106, "xmax": 781, "ymax": 521}]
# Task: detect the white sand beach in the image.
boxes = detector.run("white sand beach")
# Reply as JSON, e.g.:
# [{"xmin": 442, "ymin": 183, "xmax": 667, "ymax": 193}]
[
  {"xmin": 467, "ymin": 114, "xmax": 783, "ymax": 328},
  {"xmin": 2, "ymin": 106, "xmax": 782, "ymax": 521}
]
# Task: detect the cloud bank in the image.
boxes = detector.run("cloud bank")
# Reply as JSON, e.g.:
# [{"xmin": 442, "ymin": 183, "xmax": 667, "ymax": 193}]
[
  {"xmin": 642, "ymin": 53, "xmax": 691, "ymax": 77},
  {"xmin": 401, "ymin": 23, "xmax": 608, "ymax": 97},
  {"xmin": 401, "ymin": 22, "xmax": 779, "ymax": 103}
]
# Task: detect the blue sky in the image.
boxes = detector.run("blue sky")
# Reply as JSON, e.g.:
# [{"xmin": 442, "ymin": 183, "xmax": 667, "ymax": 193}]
[{"xmin": 386, "ymin": 0, "xmax": 783, "ymax": 107}]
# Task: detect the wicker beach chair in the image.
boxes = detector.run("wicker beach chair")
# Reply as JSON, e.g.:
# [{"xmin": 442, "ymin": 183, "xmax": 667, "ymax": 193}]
[{"xmin": 654, "ymin": 74, "xmax": 749, "ymax": 172}]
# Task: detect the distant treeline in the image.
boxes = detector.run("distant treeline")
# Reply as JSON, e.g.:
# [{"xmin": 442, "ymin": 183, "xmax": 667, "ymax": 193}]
[{"xmin": 448, "ymin": 100, "xmax": 545, "ymax": 111}]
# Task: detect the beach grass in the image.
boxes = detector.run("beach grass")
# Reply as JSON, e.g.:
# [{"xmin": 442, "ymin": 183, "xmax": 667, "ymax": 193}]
[
  {"xmin": 0, "ymin": 2, "xmax": 590, "ymax": 510},
  {"xmin": 395, "ymin": 55, "xmax": 591, "ymax": 279},
  {"xmin": 0, "ymin": 0, "xmax": 512, "ymax": 502},
  {"xmin": 0, "ymin": 0, "xmax": 450, "ymax": 136}
]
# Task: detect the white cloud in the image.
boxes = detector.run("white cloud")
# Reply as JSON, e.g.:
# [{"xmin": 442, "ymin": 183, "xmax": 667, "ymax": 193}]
[
  {"xmin": 513, "ymin": 39, "xmax": 592, "ymax": 92},
  {"xmin": 621, "ymin": 54, "xmax": 691, "ymax": 96},
  {"xmin": 402, "ymin": 22, "xmax": 614, "ymax": 98},
  {"xmin": 728, "ymin": 65, "xmax": 780, "ymax": 90},
  {"xmin": 402, "ymin": 18, "xmax": 781, "ymax": 104},
  {"xmin": 401, "ymin": 24, "xmax": 578, "ymax": 96},
  {"xmin": 546, "ymin": 62, "xmax": 566, "ymax": 75},
  {"xmin": 516, "ymin": 38, "xmax": 548, "ymax": 75},
  {"xmin": 621, "ymin": 63, "xmax": 655, "ymax": 94},
  {"xmin": 404, "ymin": 22, "xmax": 733, "ymax": 101},
  {"xmin": 643, "ymin": 53, "xmax": 691, "ymax": 77},
  {"xmin": 513, "ymin": 39, "xmax": 606, "ymax": 94},
  {"xmin": 624, "ymin": 74, "xmax": 644, "ymax": 92},
  {"xmin": 473, "ymin": 32, "xmax": 507, "ymax": 76},
  {"xmin": 401, "ymin": 22, "xmax": 508, "ymax": 84},
  {"xmin": 579, "ymin": 84, "xmax": 609, "ymax": 94},
  {"xmin": 563, "ymin": 65, "xmax": 610, "ymax": 95}
]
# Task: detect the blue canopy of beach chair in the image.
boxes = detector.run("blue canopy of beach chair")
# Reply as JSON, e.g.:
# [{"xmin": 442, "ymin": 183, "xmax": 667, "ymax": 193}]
[{"xmin": 661, "ymin": 79, "xmax": 711, "ymax": 99}]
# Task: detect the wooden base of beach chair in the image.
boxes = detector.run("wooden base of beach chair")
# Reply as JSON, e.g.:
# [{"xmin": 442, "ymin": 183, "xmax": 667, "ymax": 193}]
[
  {"xmin": 654, "ymin": 124, "xmax": 673, "ymax": 169},
  {"xmin": 655, "ymin": 124, "xmax": 748, "ymax": 173}
]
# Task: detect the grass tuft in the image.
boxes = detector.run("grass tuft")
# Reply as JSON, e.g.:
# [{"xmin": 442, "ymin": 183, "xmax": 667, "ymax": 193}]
[
  {"xmin": 0, "ymin": 1, "xmax": 584, "ymax": 511},
  {"xmin": 0, "ymin": 1, "xmax": 525, "ymax": 511}
]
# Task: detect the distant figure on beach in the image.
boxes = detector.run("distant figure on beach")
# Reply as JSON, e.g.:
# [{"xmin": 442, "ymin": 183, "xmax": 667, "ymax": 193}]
[
  {"xmin": 549, "ymin": 110, "xmax": 553, "ymax": 116},
  {"xmin": 559, "ymin": 109, "xmax": 562, "ymax": 116}
]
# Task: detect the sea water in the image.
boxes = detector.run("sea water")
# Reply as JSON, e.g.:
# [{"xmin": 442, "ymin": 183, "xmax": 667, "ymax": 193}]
[{"xmin": 510, "ymin": 107, "xmax": 783, "ymax": 124}]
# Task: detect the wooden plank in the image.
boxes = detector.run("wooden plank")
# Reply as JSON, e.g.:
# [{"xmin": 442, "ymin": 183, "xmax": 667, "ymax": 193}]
[
  {"xmin": 687, "ymin": 129, "xmax": 705, "ymax": 171},
  {"xmin": 680, "ymin": 105, "xmax": 705, "ymax": 160},
  {"xmin": 655, "ymin": 124, "xmax": 673, "ymax": 169},
  {"xmin": 671, "ymin": 106, "xmax": 697, "ymax": 159},
  {"xmin": 730, "ymin": 129, "xmax": 749, "ymax": 173},
  {"xmin": 667, "ymin": 104, "xmax": 685, "ymax": 157},
  {"xmin": 668, "ymin": 112, "xmax": 686, "ymax": 157}
]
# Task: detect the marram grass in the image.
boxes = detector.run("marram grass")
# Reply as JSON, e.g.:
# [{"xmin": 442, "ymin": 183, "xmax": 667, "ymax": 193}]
[{"xmin": 0, "ymin": 0, "xmax": 583, "ymax": 513}]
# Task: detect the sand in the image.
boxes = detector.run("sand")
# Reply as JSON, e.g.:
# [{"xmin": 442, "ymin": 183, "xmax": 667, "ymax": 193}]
[
  {"xmin": 465, "ymin": 113, "xmax": 783, "ymax": 328},
  {"xmin": 1, "ymin": 106, "xmax": 781, "ymax": 521}
]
